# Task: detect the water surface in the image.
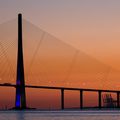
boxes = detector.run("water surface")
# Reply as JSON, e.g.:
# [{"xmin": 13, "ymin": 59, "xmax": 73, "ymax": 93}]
[{"xmin": 0, "ymin": 110, "xmax": 120, "ymax": 120}]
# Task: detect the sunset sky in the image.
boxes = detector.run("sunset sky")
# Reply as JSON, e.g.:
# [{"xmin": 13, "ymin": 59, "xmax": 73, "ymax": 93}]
[
  {"xmin": 0, "ymin": 0, "xmax": 120, "ymax": 69},
  {"xmin": 0, "ymin": 0, "xmax": 120, "ymax": 109}
]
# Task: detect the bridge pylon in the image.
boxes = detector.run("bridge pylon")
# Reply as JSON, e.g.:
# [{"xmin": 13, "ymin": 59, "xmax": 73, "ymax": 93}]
[{"xmin": 15, "ymin": 13, "xmax": 26, "ymax": 109}]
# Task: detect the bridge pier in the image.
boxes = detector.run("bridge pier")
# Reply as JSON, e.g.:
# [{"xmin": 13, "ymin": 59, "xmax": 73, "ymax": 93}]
[
  {"xmin": 80, "ymin": 90, "xmax": 83, "ymax": 109},
  {"xmin": 98, "ymin": 91, "xmax": 102, "ymax": 109},
  {"xmin": 61, "ymin": 89, "xmax": 64, "ymax": 110},
  {"xmin": 117, "ymin": 92, "xmax": 120, "ymax": 108}
]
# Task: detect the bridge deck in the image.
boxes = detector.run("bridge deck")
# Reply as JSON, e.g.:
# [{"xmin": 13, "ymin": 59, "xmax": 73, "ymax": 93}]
[{"xmin": 0, "ymin": 83, "xmax": 119, "ymax": 93}]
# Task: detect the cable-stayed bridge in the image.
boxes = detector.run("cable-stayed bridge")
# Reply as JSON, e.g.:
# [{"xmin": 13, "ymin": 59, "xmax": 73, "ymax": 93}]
[{"xmin": 0, "ymin": 14, "xmax": 120, "ymax": 110}]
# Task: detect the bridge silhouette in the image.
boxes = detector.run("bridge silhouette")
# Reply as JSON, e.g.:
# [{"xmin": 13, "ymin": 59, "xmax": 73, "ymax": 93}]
[
  {"xmin": 0, "ymin": 83, "xmax": 120, "ymax": 109},
  {"xmin": 0, "ymin": 14, "xmax": 120, "ymax": 110}
]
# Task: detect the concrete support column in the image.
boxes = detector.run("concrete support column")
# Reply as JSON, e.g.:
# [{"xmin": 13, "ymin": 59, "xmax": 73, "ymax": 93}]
[
  {"xmin": 98, "ymin": 91, "xmax": 102, "ymax": 109},
  {"xmin": 80, "ymin": 90, "xmax": 83, "ymax": 109},
  {"xmin": 61, "ymin": 89, "xmax": 64, "ymax": 110},
  {"xmin": 117, "ymin": 92, "xmax": 119, "ymax": 108}
]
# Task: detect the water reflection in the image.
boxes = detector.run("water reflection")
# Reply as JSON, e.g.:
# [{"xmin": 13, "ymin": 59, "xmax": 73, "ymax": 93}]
[
  {"xmin": 15, "ymin": 111, "xmax": 25, "ymax": 120},
  {"xmin": 0, "ymin": 111, "xmax": 120, "ymax": 120}
]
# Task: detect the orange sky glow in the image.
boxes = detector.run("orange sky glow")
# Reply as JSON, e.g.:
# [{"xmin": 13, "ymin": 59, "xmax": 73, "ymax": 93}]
[{"xmin": 0, "ymin": 0, "xmax": 120, "ymax": 109}]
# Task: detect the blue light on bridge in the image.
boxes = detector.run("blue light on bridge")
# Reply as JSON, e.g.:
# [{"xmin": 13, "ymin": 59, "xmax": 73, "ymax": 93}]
[{"xmin": 15, "ymin": 85, "xmax": 21, "ymax": 108}]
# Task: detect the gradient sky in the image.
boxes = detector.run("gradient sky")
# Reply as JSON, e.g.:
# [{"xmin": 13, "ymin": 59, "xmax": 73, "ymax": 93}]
[
  {"xmin": 0, "ymin": 0, "xmax": 120, "ymax": 69},
  {"xmin": 0, "ymin": 0, "xmax": 120, "ymax": 108}
]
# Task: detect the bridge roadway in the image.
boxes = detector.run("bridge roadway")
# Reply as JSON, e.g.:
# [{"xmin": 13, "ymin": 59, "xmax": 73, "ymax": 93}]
[
  {"xmin": 0, "ymin": 83, "xmax": 120, "ymax": 109},
  {"xmin": 0, "ymin": 83, "xmax": 119, "ymax": 92}
]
